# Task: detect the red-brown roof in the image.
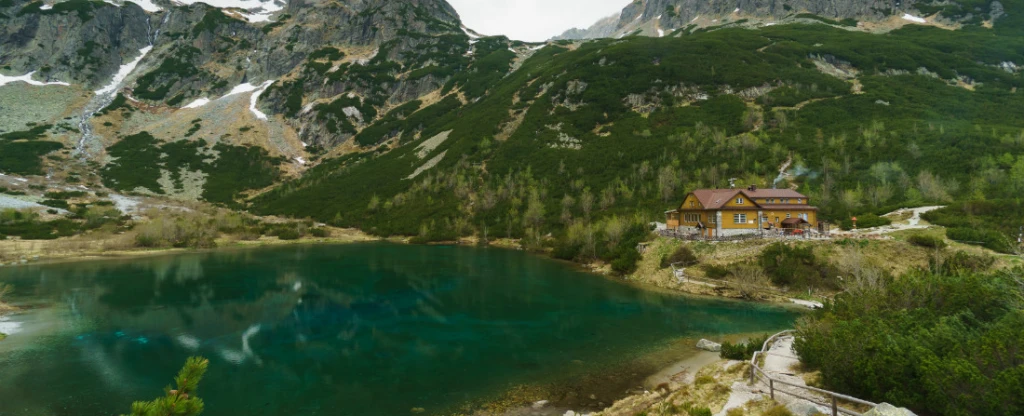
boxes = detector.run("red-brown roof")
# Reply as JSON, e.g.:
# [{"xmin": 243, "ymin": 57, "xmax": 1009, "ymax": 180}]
[
  {"xmin": 759, "ymin": 204, "xmax": 818, "ymax": 211},
  {"xmin": 690, "ymin": 188, "xmax": 808, "ymax": 210}
]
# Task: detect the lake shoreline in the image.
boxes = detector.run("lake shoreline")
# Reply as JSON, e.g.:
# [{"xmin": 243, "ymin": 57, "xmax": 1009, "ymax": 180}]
[
  {"xmin": 1, "ymin": 231, "xmax": 813, "ymax": 313},
  {"xmin": 0, "ymin": 242, "xmax": 799, "ymax": 416},
  {"xmin": 475, "ymin": 332, "xmax": 769, "ymax": 416}
]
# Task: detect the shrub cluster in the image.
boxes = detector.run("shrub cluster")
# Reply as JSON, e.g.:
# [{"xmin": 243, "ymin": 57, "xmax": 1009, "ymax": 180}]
[
  {"xmin": 660, "ymin": 245, "xmax": 698, "ymax": 268},
  {"xmin": 719, "ymin": 333, "xmax": 770, "ymax": 360},
  {"xmin": 906, "ymin": 233, "xmax": 947, "ymax": 249},
  {"xmin": 795, "ymin": 269, "xmax": 1024, "ymax": 415},
  {"xmin": 946, "ymin": 227, "xmax": 1016, "ymax": 254},
  {"xmin": 758, "ymin": 243, "xmax": 839, "ymax": 289}
]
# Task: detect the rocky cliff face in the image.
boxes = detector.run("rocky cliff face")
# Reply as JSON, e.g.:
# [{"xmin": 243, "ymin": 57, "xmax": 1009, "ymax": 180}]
[
  {"xmin": 556, "ymin": 0, "xmax": 1005, "ymax": 39},
  {"xmin": 1, "ymin": 0, "xmax": 480, "ymax": 152},
  {"xmin": 0, "ymin": 0, "xmax": 491, "ymax": 202},
  {"xmin": 0, "ymin": 1, "xmax": 153, "ymax": 86}
]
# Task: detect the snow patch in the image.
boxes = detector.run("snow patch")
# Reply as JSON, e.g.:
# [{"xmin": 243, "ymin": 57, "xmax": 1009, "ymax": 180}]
[
  {"xmin": 295, "ymin": 157, "xmax": 306, "ymax": 165},
  {"xmin": 691, "ymin": 15, "xmax": 699, "ymax": 22},
  {"xmin": 461, "ymin": 26, "xmax": 480, "ymax": 39},
  {"xmin": 657, "ymin": 14, "xmax": 662, "ymax": 20},
  {"xmin": 40, "ymin": 3, "xmax": 52, "ymax": 9},
  {"xmin": 529, "ymin": 44, "xmax": 545, "ymax": 51},
  {"xmin": 182, "ymin": 98, "xmax": 210, "ymax": 109},
  {"xmin": 128, "ymin": 0, "xmax": 162, "ymax": 12},
  {"xmin": 901, "ymin": 13, "xmax": 927, "ymax": 23},
  {"xmin": 248, "ymin": 80, "xmax": 275, "ymax": 120},
  {"xmin": 95, "ymin": 45, "xmax": 153, "ymax": 96},
  {"xmin": 222, "ymin": 82, "xmax": 262, "ymax": 98},
  {"xmin": 658, "ymin": 29, "xmax": 665, "ymax": 37},
  {"xmin": 0, "ymin": 71, "xmax": 70, "ymax": 87},
  {"xmin": 734, "ymin": 7, "xmax": 740, "ymax": 13},
  {"xmin": 173, "ymin": 0, "xmax": 283, "ymax": 18},
  {"xmin": 100, "ymin": 0, "xmax": 162, "ymax": 12}
]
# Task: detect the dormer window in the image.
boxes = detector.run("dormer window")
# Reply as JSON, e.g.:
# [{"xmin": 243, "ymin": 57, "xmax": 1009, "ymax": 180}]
[
  {"xmin": 797, "ymin": 199, "xmax": 802, "ymax": 204},
  {"xmin": 736, "ymin": 197, "xmax": 744, "ymax": 205}
]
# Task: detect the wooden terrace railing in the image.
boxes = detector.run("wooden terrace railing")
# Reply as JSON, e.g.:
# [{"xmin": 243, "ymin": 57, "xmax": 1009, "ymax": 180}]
[{"xmin": 749, "ymin": 330, "xmax": 877, "ymax": 416}]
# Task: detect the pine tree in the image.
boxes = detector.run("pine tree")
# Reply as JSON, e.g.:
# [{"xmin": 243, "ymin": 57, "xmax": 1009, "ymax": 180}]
[{"xmin": 124, "ymin": 356, "xmax": 209, "ymax": 416}]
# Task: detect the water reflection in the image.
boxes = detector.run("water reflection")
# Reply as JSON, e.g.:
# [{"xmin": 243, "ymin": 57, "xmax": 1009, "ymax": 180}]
[{"xmin": 0, "ymin": 243, "xmax": 799, "ymax": 416}]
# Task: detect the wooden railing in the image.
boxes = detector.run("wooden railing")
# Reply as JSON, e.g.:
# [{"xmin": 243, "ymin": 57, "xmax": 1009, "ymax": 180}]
[{"xmin": 749, "ymin": 330, "xmax": 877, "ymax": 416}]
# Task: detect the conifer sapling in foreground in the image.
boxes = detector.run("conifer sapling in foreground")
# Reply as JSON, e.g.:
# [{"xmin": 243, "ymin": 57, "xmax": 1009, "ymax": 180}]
[{"xmin": 124, "ymin": 356, "xmax": 209, "ymax": 416}]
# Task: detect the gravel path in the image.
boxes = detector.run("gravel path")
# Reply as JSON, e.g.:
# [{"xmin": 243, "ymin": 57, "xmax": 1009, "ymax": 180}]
[
  {"xmin": 835, "ymin": 206, "xmax": 945, "ymax": 237},
  {"xmin": 716, "ymin": 335, "xmax": 833, "ymax": 416}
]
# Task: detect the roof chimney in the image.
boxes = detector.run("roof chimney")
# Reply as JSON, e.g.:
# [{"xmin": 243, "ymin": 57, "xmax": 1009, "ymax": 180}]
[{"xmin": 749, "ymin": 185, "xmax": 757, "ymax": 191}]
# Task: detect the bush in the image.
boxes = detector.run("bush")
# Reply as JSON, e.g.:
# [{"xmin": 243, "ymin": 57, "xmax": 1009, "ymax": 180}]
[
  {"xmin": 795, "ymin": 270, "xmax": 1024, "ymax": 416},
  {"xmin": 906, "ymin": 233, "xmax": 947, "ymax": 249},
  {"xmin": 758, "ymin": 243, "xmax": 839, "ymax": 289},
  {"xmin": 930, "ymin": 250, "xmax": 995, "ymax": 274},
  {"xmin": 661, "ymin": 245, "xmax": 698, "ymax": 268},
  {"xmin": 310, "ymin": 227, "xmax": 330, "ymax": 237},
  {"xmin": 761, "ymin": 406, "xmax": 794, "ymax": 416},
  {"xmin": 277, "ymin": 228, "xmax": 301, "ymax": 240},
  {"xmin": 687, "ymin": 407, "xmax": 712, "ymax": 416},
  {"xmin": 40, "ymin": 199, "xmax": 70, "ymax": 210},
  {"xmin": 720, "ymin": 334, "xmax": 770, "ymax": 360},
  {"xmin": 704, "ymin": 264, "xmax": 731, "ymax": 279},
  {"xmin": 946, "ymin": 227, "xmax": 1016, "ymax": 254}
]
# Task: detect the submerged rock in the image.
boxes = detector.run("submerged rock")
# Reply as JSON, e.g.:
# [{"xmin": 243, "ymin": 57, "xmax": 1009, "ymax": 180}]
[{"xmin": 696, "ymin": 339, "xmax": 722, "ymax": 352}]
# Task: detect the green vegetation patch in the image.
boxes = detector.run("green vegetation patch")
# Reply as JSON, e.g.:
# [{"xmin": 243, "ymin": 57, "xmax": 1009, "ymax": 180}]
[
  {"xmin": 0, "ymin": 124, "xmax": 52, "ymax": 141},
  {"xmin": 134, "ymin": 47, "xmax": 204, "ymax": 101},
  {"xmin": 0, "ymin": 141, "xmax": 63, "ymax": 175},
  {"xmin": 101, "ymin": 132, "xmax": 282, "ymax": 205},
  {"xmin": 17, "ymin": 0, "xmax": 103, "ymax": 21},
  {"xmin": 796, "ymin": 269, "xmax": 1024, "ymax": 415}
]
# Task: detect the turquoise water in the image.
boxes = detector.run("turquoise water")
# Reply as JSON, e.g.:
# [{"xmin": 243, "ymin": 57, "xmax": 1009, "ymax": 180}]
[{"xmin": 0, "ymin": 243, "xmax": 798, "ymax": 416}]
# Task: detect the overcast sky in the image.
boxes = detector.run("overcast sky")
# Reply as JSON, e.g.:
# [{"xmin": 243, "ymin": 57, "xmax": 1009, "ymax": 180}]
[{"xmin": 446, "ymin": 0, "xmax": 630, "ymax": 42}]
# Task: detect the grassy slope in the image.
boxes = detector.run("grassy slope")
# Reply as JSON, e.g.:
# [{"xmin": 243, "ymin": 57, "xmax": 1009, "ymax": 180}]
[{"xmin": 252, "ymin": 5, "xmax": 1024, "ymax": 248}]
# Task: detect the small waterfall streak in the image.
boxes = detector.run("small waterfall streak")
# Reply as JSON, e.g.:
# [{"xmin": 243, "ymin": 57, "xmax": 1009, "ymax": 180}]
[{"xmin": 76, "ymin": 17, "xmax": 156, "ymax": 157}]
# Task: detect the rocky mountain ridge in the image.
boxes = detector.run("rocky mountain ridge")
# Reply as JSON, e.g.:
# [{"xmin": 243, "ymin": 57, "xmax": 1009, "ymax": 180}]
[
  {"xmin": 0, "ymin": 0, "xmax": 1022, "ymax": 254},
  {"xmin": 556, "ymin": 0, "xmax": 1007, "ymax": 39}
]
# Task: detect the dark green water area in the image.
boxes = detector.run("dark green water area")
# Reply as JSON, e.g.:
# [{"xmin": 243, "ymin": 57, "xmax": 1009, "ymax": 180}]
[{"xmin": 0, "ymin": 243, "xmax": 798, "ymax": 415}]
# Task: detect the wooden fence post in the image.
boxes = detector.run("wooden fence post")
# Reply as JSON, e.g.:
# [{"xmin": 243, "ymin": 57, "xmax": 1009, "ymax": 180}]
[
  {"xmin": 769, "ymin": 379, "xmax": 775, "ymax": 400},
  {"xmin": 831, "ymin": 396, "xmax": 838, "ymax": 416}
]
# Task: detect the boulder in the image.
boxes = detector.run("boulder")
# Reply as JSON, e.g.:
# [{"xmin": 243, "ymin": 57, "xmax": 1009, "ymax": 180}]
[
  {"xmin": 786, "ymin": 401, "xmax": 829, "ymax": 416},
  {"xmin": 531, "ymin": 400, "xmax": 549, "ymax": 409},
  {"xmin": 864, "ymin": 403, "xmax": 918, "ymax": 416},
  {"xmin": 696, "ymin": 339, "xmax": 722, "ymax": 352}
]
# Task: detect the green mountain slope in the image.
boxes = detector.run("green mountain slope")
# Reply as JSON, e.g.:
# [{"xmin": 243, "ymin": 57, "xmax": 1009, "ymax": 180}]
[{"xmin": 251, "ymin": 9, "xmax": 1024, "ymax": 254}]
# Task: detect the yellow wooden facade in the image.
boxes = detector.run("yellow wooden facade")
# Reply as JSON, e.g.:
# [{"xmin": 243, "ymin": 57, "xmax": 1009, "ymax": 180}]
[{"xmin": 666, "ymin": 189, "xmax": 819, "ymax": 233}]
